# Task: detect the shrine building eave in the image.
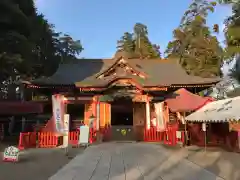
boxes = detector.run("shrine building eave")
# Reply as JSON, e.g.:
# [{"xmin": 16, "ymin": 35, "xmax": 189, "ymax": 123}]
[{"xmin": 22, "ymin": 57, "xmax": 221, "ymax": 89}]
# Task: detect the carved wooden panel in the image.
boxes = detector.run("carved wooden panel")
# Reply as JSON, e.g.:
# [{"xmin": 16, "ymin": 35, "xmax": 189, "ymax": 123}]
[{"xmin": 98, "ymin": 59, "xmax": 146, "ymax": 79}]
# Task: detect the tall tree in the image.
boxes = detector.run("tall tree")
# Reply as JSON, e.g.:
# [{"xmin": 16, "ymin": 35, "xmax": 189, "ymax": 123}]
[
  {"xmin": 0, "ymin": 0, "xmax": 31, "ymax": 82},
  {"xmin": 0, "ymin": 0, "xmax": 83, "ymax": 99},
  {"xmin": 117, "ymin": 32, "xmax": 135, "ymax": 54},
  {"xmin": 133, "ymin": 23, "xmax": 160, "ymax": 58},
  {"xmin": 220, "ymin": 0, "xmax": 240, "ymax": 82},
  {"xmin": 0, "ymin": 0, "xmax": 83, "ymax": 81},
  {"xmin": 117, "ymin": 23, "xmax": 161, "ymax": 59},
  {"xmin": 57, "ymin": 34, "xmax": 83, "ymax": 62},
  {"xmin": 165, "ymin": 0, "xmax": 222, "ymax": 77},
  {"xmin": 222, "ymin": 0, "xmax": 240, "ymax": 58}
]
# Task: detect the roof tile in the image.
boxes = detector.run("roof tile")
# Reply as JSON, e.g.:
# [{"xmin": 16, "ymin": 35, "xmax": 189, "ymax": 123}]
[{"xmin": 28, "ymin": 58, "xmax": 220, "ymax": 87}]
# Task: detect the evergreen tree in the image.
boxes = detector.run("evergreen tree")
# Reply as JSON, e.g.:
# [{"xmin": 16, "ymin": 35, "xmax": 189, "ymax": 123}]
[
  {"xmin": 0, "ymin": 0, "xmax": 84, "ymax": 100},
  {"xmin": 133, "ymin": 23, "xmax": 161, "ymax": 58},
  {"xmin": 222, "ymin": 0, "xmax": 240, "ymax": 57},
  {"xmin": 116, "ymin": 23, "xmax": 161, "ymax": 59},
  {"xmin": 117, "ymin": 32, "xmax": 135, "ymax": 56},
  {"xmin": 0, "ymin": 0, "xmax": 83, "ymax": 83},
  {"xmin": 219, "ymin": 0, "xmax": 240, "ymax": 82},
  {"xmin": 165, "ymin": 0, "xmax": 222, "ymax": 77}
]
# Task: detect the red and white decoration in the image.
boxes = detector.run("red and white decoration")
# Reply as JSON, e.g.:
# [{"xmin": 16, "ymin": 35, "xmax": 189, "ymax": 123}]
[{"xmin": 151, "ymin": 102, "xmax": 165, "ymax": 131}]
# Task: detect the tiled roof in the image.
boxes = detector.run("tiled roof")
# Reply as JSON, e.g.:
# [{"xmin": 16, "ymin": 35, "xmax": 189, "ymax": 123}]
[{"xmin": 27, "ymin": 57, "xmax": 221, "ymax": 87}]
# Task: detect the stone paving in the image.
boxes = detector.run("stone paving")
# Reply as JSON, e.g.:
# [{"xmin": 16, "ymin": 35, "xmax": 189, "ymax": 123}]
[
  {"xmin": 49, "ymin": 143, "xmax": 224, "ymax": 180},
  {"xmin": 185, "ymin": 146, "xmax": 240, "ymax": 180}
]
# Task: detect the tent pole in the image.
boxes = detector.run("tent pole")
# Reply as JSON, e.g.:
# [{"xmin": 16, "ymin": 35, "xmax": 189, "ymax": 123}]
[
  {"xmin": 204, "ymin": 123, "xmax": 207, "ymax": 152},
  {"xmin": 184, "ymin": 112, "xmax": 187, "ymax": 147}
]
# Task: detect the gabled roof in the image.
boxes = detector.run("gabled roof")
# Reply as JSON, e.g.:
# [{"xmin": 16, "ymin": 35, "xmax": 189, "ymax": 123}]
[{"xmin": 24, "ymin": 57, "xmax": 221, "ymax": 88}]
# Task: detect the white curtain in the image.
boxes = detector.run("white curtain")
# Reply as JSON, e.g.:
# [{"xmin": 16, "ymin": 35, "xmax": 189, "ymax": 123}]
[{"xmin": 154, "ymin": 102, "xmax": 165, "ymax": 131}]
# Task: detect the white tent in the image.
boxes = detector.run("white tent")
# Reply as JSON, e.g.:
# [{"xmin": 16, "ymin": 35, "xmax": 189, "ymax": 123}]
[{"xmin": 185, "ymin": 96, "xmax": 240, "ymax": 122}]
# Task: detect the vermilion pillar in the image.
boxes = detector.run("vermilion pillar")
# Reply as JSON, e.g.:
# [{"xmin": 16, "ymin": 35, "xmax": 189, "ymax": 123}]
[{"xmin": 95, "ymin": 97, "xmax": 100, "ymax": 131}]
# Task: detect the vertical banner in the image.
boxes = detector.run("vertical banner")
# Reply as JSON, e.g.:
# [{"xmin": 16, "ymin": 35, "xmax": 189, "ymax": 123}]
[
  {"xmin": 154, "ymin": 102, "xmax": 165, "ymax": 131},
  {"xmin": 52, "ymin": 94, "xmax": 65, "ymax": 133}
]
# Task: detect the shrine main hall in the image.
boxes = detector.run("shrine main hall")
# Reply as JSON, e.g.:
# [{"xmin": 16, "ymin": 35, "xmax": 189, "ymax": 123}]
[{"xmin": 23, "ymin": 52, "xmax": 220, "ymax": 141}]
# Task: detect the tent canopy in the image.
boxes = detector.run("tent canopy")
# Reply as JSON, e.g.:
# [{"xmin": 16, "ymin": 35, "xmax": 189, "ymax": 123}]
[
  {"xmin": 185, "ymin": 96, "xmax": 240, "ymax": 122},
  {"xmin": 165, "ymin": 88, "xmax": 213, "ymax": 112}
]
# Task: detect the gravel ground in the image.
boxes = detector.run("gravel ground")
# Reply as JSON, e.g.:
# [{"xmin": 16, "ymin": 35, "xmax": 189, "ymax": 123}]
[{"xmin": 0, "ymin": 146, "xmax": 85, "ymax": 180}]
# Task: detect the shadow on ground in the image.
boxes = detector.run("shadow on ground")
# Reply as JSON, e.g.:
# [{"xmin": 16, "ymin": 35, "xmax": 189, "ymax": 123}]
[
  {"xmin": 185, "ymin": 146, "xmax": 240, "ymax": 180},
  {"xmin": 105, "ymin": 143, "xmax": 237, "ymax": 180}
]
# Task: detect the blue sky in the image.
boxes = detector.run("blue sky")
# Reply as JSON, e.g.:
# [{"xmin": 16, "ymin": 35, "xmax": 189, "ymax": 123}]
[{"xmin": 35, "ymin": 0, "xmax": 231, "ymax": 59}]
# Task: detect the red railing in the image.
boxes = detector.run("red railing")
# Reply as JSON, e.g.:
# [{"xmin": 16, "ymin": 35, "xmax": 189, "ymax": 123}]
[
  {"xmin": 176, "ymin": 131, "xmax": 185, "ymax": 144},
  {"xmin": 144, "ymin": 127, "xmax": 185, "ymax": 146},
  {"xmin": 38, "ymin": 132, "xmax": 59, "ymax": 148},
  {"xmin": 69, "ymin": 131, "xmax": 80, "ymax": 145},
  {"xmin": 18, "ymin": 132, "xmax": 37, "ymax": 150},
  {"xmin": 100, "ymin": 124, "xmax": 111, "ymax": 141},
  {"xmin": 18, "ymin": 128, "xmax": 97, "ymax": 150},
  {"xmin": 164, "ymin": 130, "xmax": 175, "ymax": 145},
  {"xmin": 18, "ymin": 126, "xmax": 185, "ymax": 150},
  {"xmin": 144, "ymin": 127, "xmax": 164, "ymax": 142}
]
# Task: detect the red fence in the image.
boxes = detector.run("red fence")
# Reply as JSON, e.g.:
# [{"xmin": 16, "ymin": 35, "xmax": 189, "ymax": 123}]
[
  {"xmin": 144, "ymin": 127, "xmax": 185, "ymax": 146},
  {"xmin": 38, "ymin": 132, "xmax": 59, "ymax": 148},
  {"xmin": 18, "ymin": 126, "xmax": 184, "ymax": 150},
  {"xmin": 144, "ymin": 128, "xmax": 164, "ymax": 142},
  {"xmin": 100, "ymin": 124, "xmax": 111, "ymax": 141},
  {"xmin": 18, "ymin": 128, "xmax": 97, "ymax": 150}
]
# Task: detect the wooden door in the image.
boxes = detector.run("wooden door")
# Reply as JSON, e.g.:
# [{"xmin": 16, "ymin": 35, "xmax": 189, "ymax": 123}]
[{"xmin": 133, "ymin": 102, "xmax": 145, "ymax": 141}]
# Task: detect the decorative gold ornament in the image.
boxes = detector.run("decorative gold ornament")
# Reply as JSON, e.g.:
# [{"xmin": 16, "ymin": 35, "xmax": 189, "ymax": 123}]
[{"xmin": 121, "ymin": 129, "xmax": 127, "ymax": 136}]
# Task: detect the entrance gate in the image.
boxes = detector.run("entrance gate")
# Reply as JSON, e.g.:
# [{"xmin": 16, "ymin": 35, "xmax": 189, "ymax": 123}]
[{"xmin": 110, "ymin": 97, "xmax": 135, "ymax": 141}]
